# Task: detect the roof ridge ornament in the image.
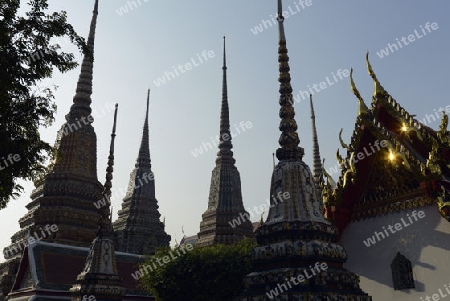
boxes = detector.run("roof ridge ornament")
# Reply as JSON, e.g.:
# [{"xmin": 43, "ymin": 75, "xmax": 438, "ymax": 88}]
[
  {"xmin": 366, "ymin": 52, "xmax": 387, "ymax": 97},
  {"xmin": 350, "ymin": 68, "xmax": 370, "ymax": 115},
  {"xmin": 338, "ymin": 128, "xmax": 350, "ymax": 150}
]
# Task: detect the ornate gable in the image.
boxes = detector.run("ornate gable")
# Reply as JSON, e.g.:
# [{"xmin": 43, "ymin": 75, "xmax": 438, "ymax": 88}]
[{"xmin": 323, "ymin": 54, "xmax": 450, "ymax": 234}]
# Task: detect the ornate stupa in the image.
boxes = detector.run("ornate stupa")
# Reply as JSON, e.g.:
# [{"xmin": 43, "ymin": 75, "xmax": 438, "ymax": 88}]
[
  {"xmin": 113, "ymin": 90, "xmax": 171, "ymax": 255},
  {"xmin": 236, "ymin": 1, "xmax": 372, "ymax": 299},
  {"xmin": 196, "ymin": 37, "xmax": 254, "ymax": 247},
  {"xmin": 1, "ymin": 2, "xmax": 155, "ymax": 300},
  {"xmin": 4, "ymin": 0, "xmax": 103, "ymax": 251},
  {"xmin": 70, "ymin": 104, "xmax": 126, "ymax": 301},
  {"xmin": 0, "ymin": 0, "xmax": 103, "ymax": 297}
]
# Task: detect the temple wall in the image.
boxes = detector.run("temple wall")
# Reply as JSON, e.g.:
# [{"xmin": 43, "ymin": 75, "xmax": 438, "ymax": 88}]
[{"xmin": 340, "ymin": 205, "xmax": 450, "ymax": 301}]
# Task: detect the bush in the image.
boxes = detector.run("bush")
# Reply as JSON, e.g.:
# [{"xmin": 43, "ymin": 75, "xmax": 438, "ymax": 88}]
[{"xmin": 139, "ymin": 238, "xmax": 256, "ymax": 301}]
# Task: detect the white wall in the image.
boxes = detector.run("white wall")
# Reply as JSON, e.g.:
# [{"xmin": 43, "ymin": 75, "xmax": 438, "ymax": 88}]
[{"xmin": 339, "ymin": 205, "xmax": 450, "ymax": 301}]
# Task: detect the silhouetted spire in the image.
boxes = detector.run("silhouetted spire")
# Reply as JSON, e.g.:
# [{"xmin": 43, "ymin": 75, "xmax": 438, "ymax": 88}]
[
  {"xmin": 310, "ymin": 94, "xmax": 323, "ymax": 197},
  {"xmin": 219, "ymin": 36, "xmax": 232, "ymax": 153},
  {"xmin": 137, "ymin": 89, "xmax": 151, "ymax": 167},
  {"xmin": 275, "ymin": 0, "xmax": 304, "ymax": 160},
  {"xmin": 68, "ymin": 0, "xmax": 99, "ymax": 121},
  {"xmin": 98, "ymin": 103, "xmax": 117, "ymax": 238}
]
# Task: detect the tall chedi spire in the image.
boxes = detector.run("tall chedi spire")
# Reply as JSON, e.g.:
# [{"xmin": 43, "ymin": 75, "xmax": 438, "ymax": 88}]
[
  {"xmin": 3, "ymin": 0, "xmax": 103, "ymax": 261},
  {"xmin": 113, "ymin": 90, "xmax": 170, "ymax": 255},
  {"xmin": 67, "ymin": 0, "xmax": 98, "ymax": 122},
  {"xmin": 196, "ymin": 37, "xmax": 253, "ymax": 247},
  {"xmin": 310, "ymin": 94, "xmax": 323, "ymax": 199},
  {"xmin": 237, "ymin": 1, "xmax": 371, "ymax": 299},
  {"xmin": 70, "ymin": 104, "xmax": 126, "ymax": 301}
]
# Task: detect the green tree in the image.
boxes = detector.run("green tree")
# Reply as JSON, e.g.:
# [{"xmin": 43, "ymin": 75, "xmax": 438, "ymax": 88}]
[
  {"xmin": 139, "ymin": 238, "xmax": 256, "ymax": 301},
  {"xmin": 0, "ymin": 0, "xmax": 88, "ymax": 208}
]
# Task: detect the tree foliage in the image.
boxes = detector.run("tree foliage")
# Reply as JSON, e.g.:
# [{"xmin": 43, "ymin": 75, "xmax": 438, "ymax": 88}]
[
  {"xmin": 139, "ymin": 238, "xmax": 256, "ymax": 301},
  {"xmin": 0, "ymin": 0, "xmax": 88, "ymax": 208}
]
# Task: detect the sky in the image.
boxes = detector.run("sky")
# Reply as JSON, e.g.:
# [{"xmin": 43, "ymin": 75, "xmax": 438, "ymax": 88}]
[{"xmin": 0, "ymin": 0, "xmax": 449, "ymax": 259}]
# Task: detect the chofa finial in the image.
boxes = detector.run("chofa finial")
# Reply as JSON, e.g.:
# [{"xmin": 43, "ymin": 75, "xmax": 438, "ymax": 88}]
[
  {"xmin": 366, "ymin": 52, "xmax": 386, "ymax": 97},
  {"xmin": 350, "ymin": 68, "xmax": 369, "ymax": 115}
]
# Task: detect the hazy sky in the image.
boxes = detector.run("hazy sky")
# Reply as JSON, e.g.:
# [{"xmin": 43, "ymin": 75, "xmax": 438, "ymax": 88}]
[{"xmin": 0, "ymin": 0, "xmax": 448, "ymax": 258}]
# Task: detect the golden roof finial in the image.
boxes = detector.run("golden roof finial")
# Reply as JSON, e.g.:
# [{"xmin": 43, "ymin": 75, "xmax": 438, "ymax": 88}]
[
  {"xmin": 350, "ymin": 68, "xmax": 369, "ymax": 115},
  {"xmin": 366, "ymin": 52, "xmax": 386, "ymax": 97},
  {"xmin": 338, "ymin": 128, "xmax": 350, "ymax": 150}
]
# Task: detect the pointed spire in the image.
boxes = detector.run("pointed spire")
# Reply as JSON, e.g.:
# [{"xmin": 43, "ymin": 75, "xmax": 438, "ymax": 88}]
[
  {"xmin": 222, "ymin": 36, "xmax": 227, "ymax": 68},
  {"xmin": 136, "ymin": 89, "xmax": 151, "ymax": 167},
  {"xmin": 310, "ymin": 94, "xmax": 322, "ymax": 194},
  {"xmin": 277, "ymin": 0, "xmax": 286, "ymax": 42},
  {"xmin": 70, "ymin": 103, "xmax": 126, "ymax": 300},
  {"xmin": 98, "ymin": 103, "xmax": 118, "ymax": 238},
  {"xmin": 67, "ymin": 0, "xmax": 99, "ymax": 121},
  {"xmin": 218, "ymin": 36, "xmax": 233, "ymax": 153},
  {"xmin": 104, "ymin": 103, "xmax": 118, "ymax": 198},
  {"xmin": 275, "ymin": 0, "xmax": 304, "ymax": 160}
]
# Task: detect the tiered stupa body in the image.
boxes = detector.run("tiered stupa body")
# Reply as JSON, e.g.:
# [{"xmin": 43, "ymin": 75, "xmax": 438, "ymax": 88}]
[
  {"xmin": 237, "ymin": 1, "xmax": 371, "ymax": 299},
  {"xmin": 70, "ymin": 104, "xmax": 126, "ymax": 301},
  {"xmin": 113, "ymin": 90, "xmax": 170, "ymax": 255},
  {"xmin": 0, "ymin": 1, "xmax": 103, "ymax": 298},
  {"xmin": 196, "ymin": 38, "xmax": 254, "ymax": 247}
]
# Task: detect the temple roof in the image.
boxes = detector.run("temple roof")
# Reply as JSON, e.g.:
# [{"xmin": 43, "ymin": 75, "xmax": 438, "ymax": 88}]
[
  {"xmin": 323, "ymin": 54, "xmax": 450, "ymax": 233},
  {"xmin": 7, "ymin": 241, "xmax": 152, "ymax": 301},
  {"xmin": 179, "ymin": 235, "xmax": 198, "ymax": 247}
]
